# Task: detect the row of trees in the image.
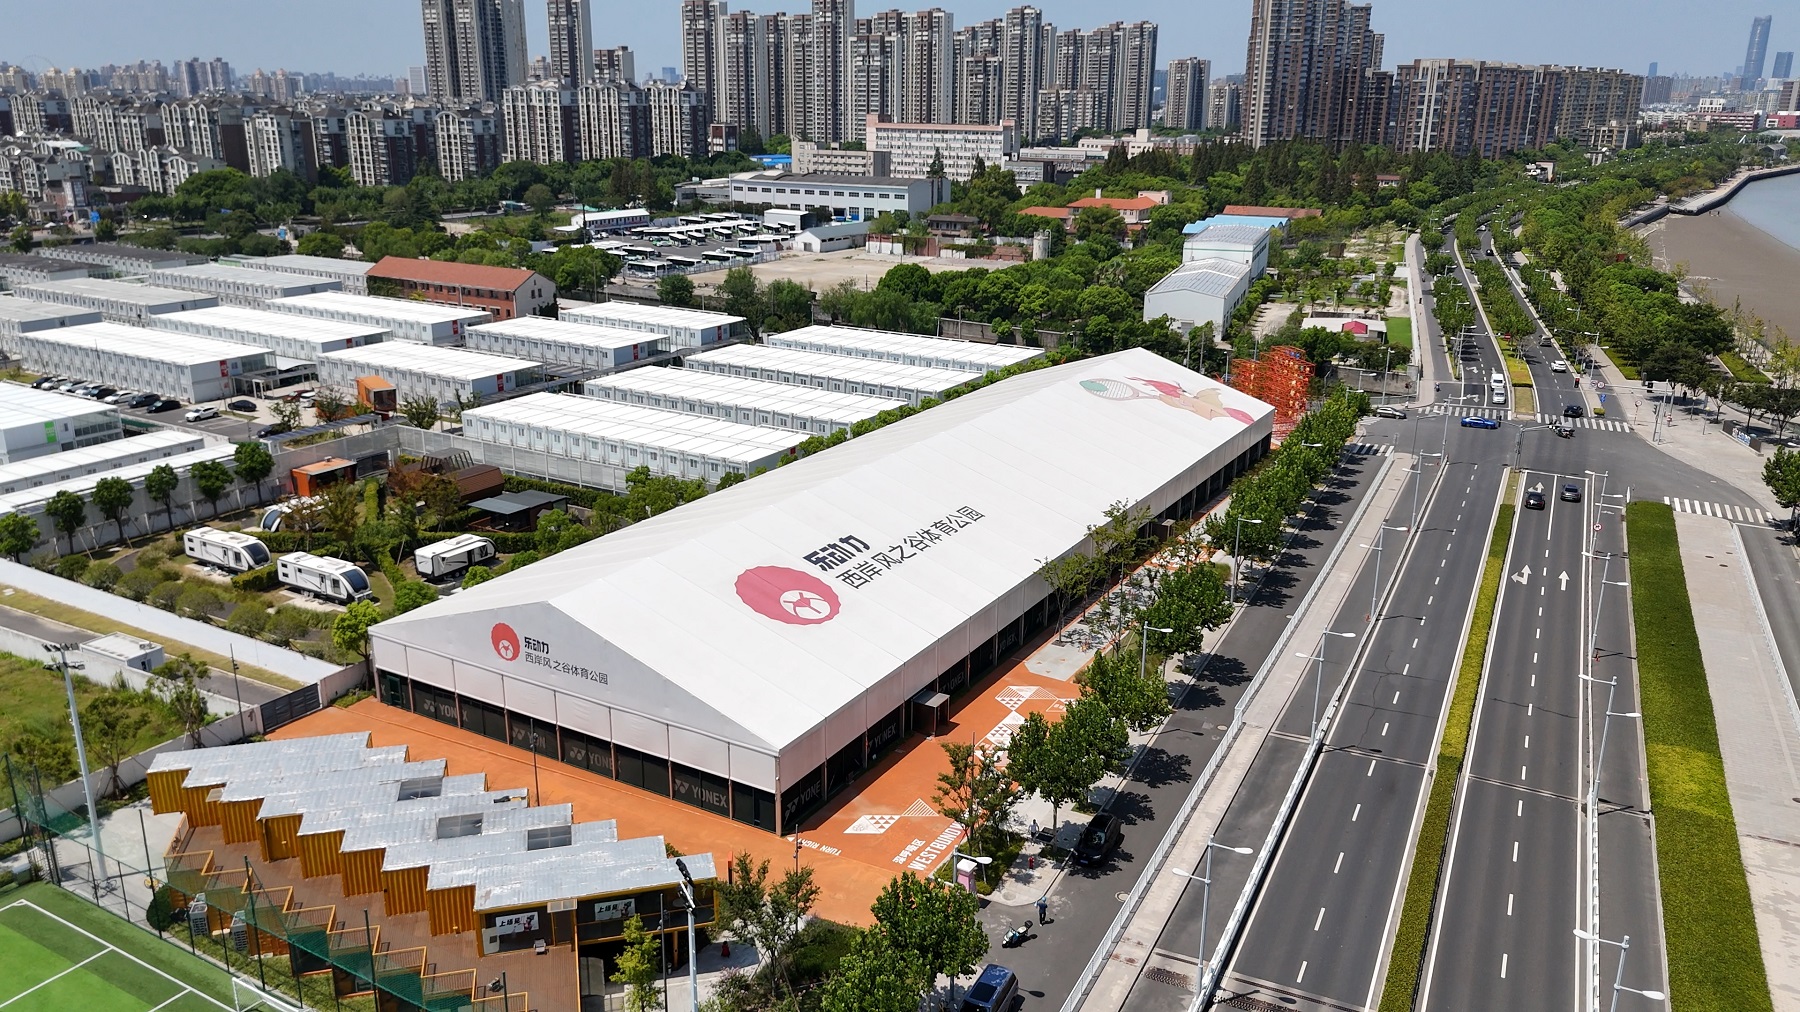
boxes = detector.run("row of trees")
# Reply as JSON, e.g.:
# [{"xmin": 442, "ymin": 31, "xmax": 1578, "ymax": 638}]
[{"xmin": 1201, "ymin": 387, "xmax": 1371, "ymax": 562}]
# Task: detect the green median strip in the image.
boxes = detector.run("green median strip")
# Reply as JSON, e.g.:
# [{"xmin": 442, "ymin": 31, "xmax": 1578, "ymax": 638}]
[
  {"xmin": 1378, "ymin": 492, "xmax": 1514, "ymax": 1012},
  {"xmin": 1624, "ymin": 503, "xmax": 1772, "ymax": 1012}
]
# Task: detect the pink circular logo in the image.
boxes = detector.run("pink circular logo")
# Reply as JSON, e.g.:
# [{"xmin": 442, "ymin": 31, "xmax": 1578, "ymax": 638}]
[
  {"xmin": 735, "ymin": 567, "xmax": 842, "ymax": 625},
  {"xmin": 491, "ymin": 623, "xmax": 521, "ymax": 661}
]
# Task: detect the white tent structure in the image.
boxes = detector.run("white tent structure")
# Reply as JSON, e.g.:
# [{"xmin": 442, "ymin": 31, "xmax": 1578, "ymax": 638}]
[{"xmin": 370, "ymin": 348, "xmax": 1274, "ymax": 835}]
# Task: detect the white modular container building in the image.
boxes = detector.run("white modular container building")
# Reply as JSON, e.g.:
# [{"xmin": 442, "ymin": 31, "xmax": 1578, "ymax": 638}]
[
  {"xmin": 0, "ymin": 442, "xmax": 243, "ymax": 552},
  {"xmin": 226, "ymin": 254, "xmax": 376, "ymax": 295},
  {"xmin": 0, "ymin": 295, "xmax": 103, "ymax": 355},
  {"xmin": 13, "ymin": 323, "xmax": 275, "ymax": 403},
  {"xmin": 561, "ymin": 302, "xmax": 743, "ymax": 350},
  {"xmin": 464, "ymin": 317, "xmax": 666, "ymax": 373},
  {"xmin": 763, "ymin": 325, "xmax": 1044, "ymax": 374},
  {"xmin": 0, "ymin": 428, "xmax": 206, "ymax": 494},
  {"xmin": 146, "ymin": 262, "xmax": 343, "ymax": 308},
  {"xmin": 314, "ymin": 342, "xmax": 540, "ymax": 406},
  {"xmin": 581, "ymin": 367, "xmax": 907, "ymax": 435},
  {"xmin": 267, "ymin": 291, "xmax": 490, "ymax": 346},
  {"xmin": 148, "ymin": 306, "xmax": 387, "ymax": 362},
  {"xmin": 683, "ymin": 344, "xmax": 974, "ymax": 407},
  {"xmin": 0, "ymin": 253, "xmax": 94, "ymax": 286},
  {"xmin": 461, "ymin": 392, "xmax": 798, "ymax": 485},
  {"xmin": 33, "ymin": 243, "xmax": 207, "ymax": 276},
  {"xmin": 13, "ymin": 278, "xmax": 220, "ymax": 324},
  {"xmin": 0, "ymin": 382, "xmax": 123, "ymax": 464}
]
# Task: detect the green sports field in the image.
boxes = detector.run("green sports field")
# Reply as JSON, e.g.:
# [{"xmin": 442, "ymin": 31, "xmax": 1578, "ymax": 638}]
[{"xmin": 0, "ymin": 884, "xmax": 246, "ymax": 1012}]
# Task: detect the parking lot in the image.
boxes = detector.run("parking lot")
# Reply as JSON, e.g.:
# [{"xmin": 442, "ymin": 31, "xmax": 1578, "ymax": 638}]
[
  {"xmin": 28, "ymin": 376, "xmax": 318, "ymax": 440},
  {"xmin": 591, "ymin": 215, "xmax": 786, "ymax": 280}
]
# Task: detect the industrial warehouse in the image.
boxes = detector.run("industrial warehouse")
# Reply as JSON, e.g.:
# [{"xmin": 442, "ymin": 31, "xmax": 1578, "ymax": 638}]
[
  {"xmin": 371, "ymin": 349, "xmax": 1274, "ymax": 836},
  {"xmin": 12, "ymin": 276, "xmax": 221, "ymax": 324}
]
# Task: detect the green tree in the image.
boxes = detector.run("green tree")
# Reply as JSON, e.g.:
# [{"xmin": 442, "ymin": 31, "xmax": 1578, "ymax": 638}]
[
  {"xmin": 659, "ymin": 273, "xmax": 697, "ymax": 307},
  {"xmin": 713, "ymin": 853, "xmax": 820, "ymax": 1000},
  {"xmin": 296, "ymin": 230, "xmax": 344, "ymax": 257},
  {"xmin": 523, "ymin": 183, "xmax": 557, "ymax": 215},
  {"xmin": 400, "ymin": 393, "xmax": 441, "ymax": 430},
  {"xmin": 231, "ymin": 441, "xmax": 274, "ymax": 509},
  {"xmin": 0, "ymin": 511, "xmax": 41, "ymax": 562},
  {"xmin": 718, "ymin": 267, "xmax": 765, "ymax": 335},
  {"xmin": 1084, "ymin": 645, "xmax": 1173, "ymax": 733},
  {"xmin": 331, "ymin": 599, "xmax": 382, "ymax": 671},
  {"xmin": 762, "ymin": 279, "xmax": 814, "ymax": 332},
  {"xmin": 927, "ymin": 148, "xmax": 946, "ymax": 181},
  {"xmin": 9, "ymin": 720, "xmax": 76, "ymax": 784},
  {"xmin": 190, "ymin": 460, "xmax": 234, "ymax": 518},
  {"xmin": 1764, "ymin": 445, "xmax": 1800, "ymax": 530},
  {"xmin": 153, "ymin": 654, "xmax": 211, "ymax": 747},
  {"xmin": 933, "ymin": 741, "xmax": 1019, "ymax": 858},
  {"xmin": 869, "ymin": 873, "xmax": 987, "ymax": 1002},
  {"xmin": 1074, "ymin": 206, "xmax": 1127, "ymax": 244},
  {"xmin": 392, "ymin": 580, "xmax": 439, "ymax": 614},
  {"xmin": 1007, "ymin": 707, "xmax": 1110, "ymax": 831},
  {"xmin": 9, "ymin": 224, "xmax": 33, "ymax": 253},
  {"xmin": 44, "ymin": 490, "xmax": 85, "ymax": 555},
  {"xmin": 145, "ymin": 886, "xmax": 180, "ymax": 933},
  {"xmin": 1139, "ymin": 561, "xmax": 1232, "ymax": 656},
  {"xmin": 310, "ymin": 385, "xmax": 353, "ymax": 422},
  {"xmin": 610, "ymin": 914, "xmax": 663, "ymax": 1012},
  {"xmin": 81, "ymin": 692, "xmax": 149, "ymax": 796},
  {"xmin": 820, "ymin": 929, "xmax": 926, "ymax": 1012},
  {"xmin": 461, "ymin": 564, "xmax": 495, "ymax": 589}
]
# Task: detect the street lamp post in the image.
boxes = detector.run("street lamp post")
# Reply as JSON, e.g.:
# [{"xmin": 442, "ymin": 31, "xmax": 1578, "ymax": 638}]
[
  {"xmin": 45, "ymin": 643, "xmax": 105, "ymax": 892},
  {"xmin": 1585, "ymin": 553, "xmax": 1628, "ymax": 662},
  {"xmin": 1513, "ymin": 423, "xmax": 1553, "ymax": 469},
  {"xmin": 1362, "ymin": 524, "xmax": 1409, "ymax": 623},
  {"xmin": 1140, "ymin": 621, "xmax": 1174, "ymax": 681},
  {"xmin": 1296, "ymin": 630, "xmax": 1359, "ymax": 738},
  {"xmin": 674, "ymin": 858, "xmax": 701, "ymax": 1012},
  {"xmin": 1229, "ymin": 517, "xmax": 1263, "ymax": 607},
  {"xmin": 1572, "ymin": 930, "xmax": 1666, "ymax": 1012},
  {"xmin": 1172, "ymin": 837, "xmax": 1255, "ymax": 983}
]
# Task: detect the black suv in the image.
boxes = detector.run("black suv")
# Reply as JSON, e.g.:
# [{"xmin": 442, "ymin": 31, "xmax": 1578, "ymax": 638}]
[
  {"xmin": 127, "ymin": 392, "xmax": 160, "ymax": 408},
  {"xmin": 1563, "ymin": 404, "xmax": 1586, "ymax": 418},
  {"xmin": 1072, "ymin": 813, "xmax": 1122, "ymax": 867},
  {"xmin": 1525, "ymin": 490, "xmax": 1546, "ymax": 510}
]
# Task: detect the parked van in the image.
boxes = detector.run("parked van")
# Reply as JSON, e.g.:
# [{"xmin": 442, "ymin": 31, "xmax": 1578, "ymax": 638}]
[
  {"xmin": 960, "ymin": 964, "xmax": 1019, "ymax": 1012},
  {"xmin": 277, "ymin": 552, "xmax": 372, "ymax": 604},
  {"xmin": 183, "ymin": 528, "xmax": 271, "ymax": 573},
  {"xmin": 414, "ymin": 534, "xmax": 497, "ymax": 581}
]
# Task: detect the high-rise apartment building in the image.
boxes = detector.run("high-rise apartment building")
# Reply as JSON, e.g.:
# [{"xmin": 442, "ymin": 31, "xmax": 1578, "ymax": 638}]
[
  {"xmin": 501, "ymin": 82, "xmax": 577, "ymax": 164},
  {"xmin": 434, "ymin": 106, "xmax": 502, "ymax": 181},
  {"xmin": 1386, "ymin": 60, "xmax": 1642, "ymax": 157},
  {"xmin": 1165, "ymin": 57, "xmax": 1209, "ymax": 129},
  {"xmin": 783, "ymin": 13, "xmax": 815, "ymax": 141},
  {"xmin": 594, "ymin": 46, "xmax": 636, "ymax": 84},
  {"xmin": 548, "ymin": 0, "xmax": 596, "ymax": 85},
  {"xmin": 346, "ymin": 109, "xmax": 419, "ymax": 187},
  {"xmin": 574, "ymin": 81, "xmax": 648, "ymax": 159},
  {"xmin": 421, "ymin": 0, "xmax": 527, "ymax": 102},
  {"xmin": 1000, "ymin": 7, "xmax": 1049, "ymax": 134},
  {"xmin": 809, "ymin": 0, "xmax": 855, "ymax": 142},
  {"xmin": 717, "ymin": 12, "xmax": 773, "ymax": 136},
  {"xmin": 681, "ymin": 0, "xmax": 725, "ymax": 100},
  {"xmin": 246, "ymin": 110, "xmax": 315, "ymax": 180},
  {"xmin": 1744, "ymin": 15, "xmax": 1773, "ymax": 85},
  {"xmin": 1242, "ymin": 0, "xmax": 1387, "ymax": 147},
  {"xmin": 174, "ymin": 58, "xmax": 233, "ymax": 97},
  {"xmin": 1641, "ymin": 75, "xmax": 1673, "ymax": 105},
  {"xmin": 647, "ymin": 80, "xmax": 710, "ymax": 157},
  {"xmin": 1209, "ymin": 79, "xmax": 1242, "ymax": 130},
  {"xmin": 1775, "ymin": 52, "xmax": 1795, "ymax": 80}
]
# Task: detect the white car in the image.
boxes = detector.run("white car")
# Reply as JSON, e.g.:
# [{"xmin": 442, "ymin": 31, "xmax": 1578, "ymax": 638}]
[
  {"xmin": 1550, "ymin": 360, "xmax": 1568, "ymax": 373},
  {"xmin": 184, "ymin": 405, "xmax": 219, "ymax": 422},
  {"xmin": 1374, "ymin": 405, "xmax": 1408, "ymax": 419},
  {"xmin": 103, "ymin": 389, "xmax": 135, "ymax": 404}
]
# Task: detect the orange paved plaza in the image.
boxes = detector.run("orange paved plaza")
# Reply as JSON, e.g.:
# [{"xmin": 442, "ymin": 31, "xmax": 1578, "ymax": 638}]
[{"xmin": 274, "ymin": 653, "xmax": 1076, "ymax": 926}]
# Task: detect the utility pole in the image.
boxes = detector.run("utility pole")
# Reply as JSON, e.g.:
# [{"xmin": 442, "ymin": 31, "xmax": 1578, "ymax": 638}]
[{"xmin": 45, "ymin": 643, "xmax": 106, "ymax": 892}]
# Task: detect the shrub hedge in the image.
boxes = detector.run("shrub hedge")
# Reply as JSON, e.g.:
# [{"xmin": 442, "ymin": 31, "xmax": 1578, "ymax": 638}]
[{"xmin": 231, "ymin": 563, "xmax": 280, "ymax": 592}]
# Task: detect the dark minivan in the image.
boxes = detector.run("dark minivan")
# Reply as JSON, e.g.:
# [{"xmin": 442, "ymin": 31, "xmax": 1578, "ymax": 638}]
[{"xmin": 961, "ymin": 964, "xmax": 1019, "ymax": 1012}]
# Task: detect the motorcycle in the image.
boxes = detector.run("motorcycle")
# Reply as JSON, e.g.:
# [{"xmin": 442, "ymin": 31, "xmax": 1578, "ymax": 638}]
[{"xmin": 1002, "ymin": 921, "xmax": 1032, "ymax": 948}]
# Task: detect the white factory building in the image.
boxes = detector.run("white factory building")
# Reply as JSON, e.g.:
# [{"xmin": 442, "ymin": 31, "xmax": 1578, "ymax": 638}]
[
  {"xmin": 561, "ymin": 302, "xmax": 743, "ymax": 350},
  {"xmin": 315, "ymin": 342, "xmax": 539, "ymax": 405},
  {"xmin": 371, "ymin": 349, "xmax": 1274, "ymax": 835},
  {"xmin": 1142, "ymin": 258, "xmax": 1256, "ymax": 335},
  {"xmin": 685, "ymin": 344, "xmax": 976, "ymax": 406},
  {"xmin": 0, "ymin": 443, "xmax": 243, "ymax": 553},
  {"xmin": 464, "ymin": 317, "xmax": 666, "ymax": 373},
  {"xmin": 145, "ymin": 262, "xmax": 343, "ymax": 308},
  {"xmin": 14, "ymin": 278, "xmax": 220, "ymax": 324},
  {"xmin": 227, "ymin": 254, "xmax": 377, "ymax": 295},
  {"xmin": 13, "ymin": 323, "xmax": 274, "ymax": 403},
  {"xmin": 0, "ymin": 383, "xmax": 124, "ymax": 464},
  {"xmin": 148, "ymin": 306, "xmax": 387, "ymax": 363},
  {"xmin": 268, "ymin": 291, "xmax": 490, "ymax": 346},
  {"xmin": 0, "ymin": 428, "xmax": 206, "ymax": 495},
  {"xmin": 762, "ymin": 325, "xmax": 1044, "ymax": 373},
  {"xmin": 581, "ymin": 366, "xmax": 907, "ymax": 436},
  {"xmin": 1180, "ymin": 224, "xmax": 1271, "ymax": 276},
  {"xmin": 460, "ymin": 391, "xmax": 801, "ymax": 486},
  {"xmin": 0, "ymin": 296, "xmax": 102, "ymax": 354}
]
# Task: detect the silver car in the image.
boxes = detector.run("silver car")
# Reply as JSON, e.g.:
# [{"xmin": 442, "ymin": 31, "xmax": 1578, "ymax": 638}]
[{"xmin": 1374, "ymin": 405, "xmax": 1408, "ymax": 419}]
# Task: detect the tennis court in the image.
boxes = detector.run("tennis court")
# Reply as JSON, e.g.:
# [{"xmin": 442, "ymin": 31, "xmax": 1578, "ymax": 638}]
[{"xmin": 0, "ymin": 897, "xmax": 231, "ymax": 1011}]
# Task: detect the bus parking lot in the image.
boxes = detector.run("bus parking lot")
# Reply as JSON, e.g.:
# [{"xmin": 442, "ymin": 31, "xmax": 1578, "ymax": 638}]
[{"xmin": 590, "ymin": 212, "xmax": 793, "ymax": 280}]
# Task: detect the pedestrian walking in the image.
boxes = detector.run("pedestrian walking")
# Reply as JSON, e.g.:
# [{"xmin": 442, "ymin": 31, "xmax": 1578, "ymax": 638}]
[
  {"xmin": 1029, "ymin": 818, "xmax": 1040, "ymax": 841},
  {"xmin": 1036, "ymin": 894, "xmax": 1050, "ymax": 925}
]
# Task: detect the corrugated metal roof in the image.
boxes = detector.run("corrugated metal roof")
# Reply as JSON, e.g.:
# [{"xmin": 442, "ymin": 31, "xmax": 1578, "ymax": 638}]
[
  {"xmin": 217, "ymin": 759, "xmax": 451, "ymax": 807},
  {"xmin": 686, "ymin": 344, "xmax": 975, "ymax": 393},
  {"xmin": 146, "ymin": 733, "xmax": 380, "ymax": 779},
  {"xmin": 763, "ymin": 325, "xmax": 1044, "ymax": 373},
  {"xmin": 0, "ymin": 382, "xmax": 117, "ymax": 427},
  {"xmin": 0, "ymin": 444, "xmax": 239, "ymax": 515},
  {"xmin": 148, "ymin": 263, "xmax": 339, "ymax": 290},
  {"xmin": 16, "ymin": 277, "xmax": 222, "ymax": 308},
  {"xmin": 269, "ymin": 291, "xmax": 492, "ymax": 325},
  {"xmin": 1181, "ymin": 225, "xmax": 1271, "ymax": 248},
  {"xmin": 317, "ymin": 342, "xmax": 539, "ymax": 380},
  {"xmin": 467, "ymin": 316, "xmax": 662, "ymax": 351},
  {"xmin": 563, "ymin": 302, "xmax": 745, "ymax": 330},
  {"xmin": 0, "ymin": 295, "xmax": 100, "ymax": 324},
  {"xmin": 1147, "ymin": 258, "xmax": 1254, "ymax": 298},
  {"xmin": 581, "ymin": 366, "xmax": 907, "ymax": 423},
  {"xmin": 25, "ymin": 321, "xmax": 271, "ymax": 364},
  {"xmin": 464, "ymin": 391, "xmax": 799, "ymax": 454},
  {"xmin": 149, "ymin": 305, "xmax": 388, "ymax": 347}
]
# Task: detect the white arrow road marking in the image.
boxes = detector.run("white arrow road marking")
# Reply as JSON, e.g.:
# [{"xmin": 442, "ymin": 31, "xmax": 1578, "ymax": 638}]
[
  {"xmin": 1558, "ymin": 571, "xmax": 1569, "ymax": 590},
  {"xmin": 1512, "ymin": 566, "xmax": 1532, "ymax": 585}
]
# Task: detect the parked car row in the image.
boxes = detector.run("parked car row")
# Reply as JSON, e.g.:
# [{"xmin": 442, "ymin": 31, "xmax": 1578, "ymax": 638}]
[{"xmin": 30, "ymin": 375, "xmax": 182, "ymax": 413}]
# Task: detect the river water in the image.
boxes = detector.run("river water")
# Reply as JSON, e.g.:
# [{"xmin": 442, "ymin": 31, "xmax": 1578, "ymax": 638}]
[{"xmin": 1726, "ymin": 170, "xmax": 1800, "ymax": 252}]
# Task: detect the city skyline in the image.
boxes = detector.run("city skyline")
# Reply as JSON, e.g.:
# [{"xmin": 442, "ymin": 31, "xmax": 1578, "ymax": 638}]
[{"xmin": 1, "ymin": 0, "xmax": 1785, "ymax": 84}]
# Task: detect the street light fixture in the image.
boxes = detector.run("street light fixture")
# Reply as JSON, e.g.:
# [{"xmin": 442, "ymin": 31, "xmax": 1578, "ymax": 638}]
[
  {"xmin": 1572, "ymin": 929, "xmax": 1666, "ymax": 1012},
  {"xmin": 1296, "ymin": 630, "xmax": 1359, "ymax": 737},
  {"xmin": 1360, "ymin": 524, "xmax": 1409, "ymax": 623},
  {"xmin": 1513, "ymin": 422, "xmax": 1555, "ymax": 469},
  {"xmin": 1140, "ymin": 621, "xmax": 1174, "ymax": 681},
  {"xmin": 1229, "ymin": 518, "xmax": 1263, "ymax": 607},
  {"xmin": 1172, "ymin": 836, "xmax": 1257, "ymax": 982},
  {"xmin": 44, "ymin": 643, "xmax": 105, "ymax": 892}
]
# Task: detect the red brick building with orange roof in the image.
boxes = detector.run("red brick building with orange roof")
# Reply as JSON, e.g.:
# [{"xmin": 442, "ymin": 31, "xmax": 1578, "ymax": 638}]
[
  {"xmin": 367, "ymin": 257, "xmax": 556, "ymax": 322},
  {"xmin": 1023, "ymin": 189, "xmax": 1171, "ymax": 232}
]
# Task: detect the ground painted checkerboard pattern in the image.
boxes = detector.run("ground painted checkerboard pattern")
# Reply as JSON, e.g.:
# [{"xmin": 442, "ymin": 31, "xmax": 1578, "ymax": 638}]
[{"xmin": 0, "ymin": 899, "xmax": 231, "ymax": 1011}]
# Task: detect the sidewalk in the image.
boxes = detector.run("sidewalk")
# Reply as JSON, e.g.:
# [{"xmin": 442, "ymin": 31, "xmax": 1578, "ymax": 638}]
[
  {"xmin": 1673, "ymin": 513, "xmax": 1800, "ymax": 1011},
  {"xmin": 1585, "ymin": 348, "xmax": 1782, "ymax": 513},
  {"xmin": 1079, "ymin": 452, "xmax": 1417, "ymax": 1012},
  {"xmin": 1407, "ymin": 233, "xmax": 1441, "ymax": 406}
]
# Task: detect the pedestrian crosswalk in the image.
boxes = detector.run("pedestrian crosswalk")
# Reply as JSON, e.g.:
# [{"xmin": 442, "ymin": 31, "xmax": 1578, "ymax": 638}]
[
  {"xmin": 1662, "ymin": 497, "xmax": 1771, "ymax": 524},
  {"xmin": 1530, "ymin": 414, "xmax": 1631, "ymax": 432},
  {"xmin": 1413, "ymin": 404, "xmax": 1631, "ymax": 431},
  {"xmin": 1345, "ymin": 443, "xmax": 1392, "ymax": 456}
]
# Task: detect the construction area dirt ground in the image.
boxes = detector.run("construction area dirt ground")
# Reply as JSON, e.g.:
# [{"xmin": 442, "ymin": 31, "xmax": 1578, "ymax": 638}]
[
  {"xmin": 272, "ymin": 642, "xmax": 1080, "ymax": 927},
  {"xmin": 697, "ymin": 249, "xmax": 972, "ymax": 295}
]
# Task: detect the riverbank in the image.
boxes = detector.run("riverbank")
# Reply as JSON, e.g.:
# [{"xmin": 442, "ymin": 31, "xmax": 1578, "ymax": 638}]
[
  {"xmin": 1638, "ymin": 201, "xmax": 1800, "ymax": 344},
  {"xmin": 1669, "ymin": 163, "xmax": 1800, "ymax": 214}
]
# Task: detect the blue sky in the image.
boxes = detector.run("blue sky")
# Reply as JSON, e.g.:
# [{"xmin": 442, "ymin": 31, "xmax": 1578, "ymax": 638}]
[{"xmin": 2, "ymin": 0, "xmax": 1785, "ymax": 81}]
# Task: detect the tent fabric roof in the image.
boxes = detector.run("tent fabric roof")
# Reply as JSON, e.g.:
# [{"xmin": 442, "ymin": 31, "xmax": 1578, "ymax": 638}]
[{"xmin": 374, "ymin": 349, "xmax": 1273, "ymax": 757}]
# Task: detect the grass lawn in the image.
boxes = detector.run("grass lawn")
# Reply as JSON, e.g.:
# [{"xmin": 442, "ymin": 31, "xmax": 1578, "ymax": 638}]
[
  {"xmin": 1384, "ymin": 317, "xmax": 1413, "ymax": 351},
  {"xmin": 0, "ymin": 651, "xmax": 185, "ymax": 759},
  {"xmin": 0, "ymin": 587, "xmax": 298, "ymax": 690},
  {"xmin": 1624, "ymin": 503, "xmax": 1772, "ymax": 1011},
  {"xmin": 1718, "ymin": 350, "xmax": 1769, "ymax": 384},
  {"xmin": 1379, "ymin": 492, "xmax": 1514, "ymax": 1012},
  {"xmin": 0, "ymin": 882, "xmax": 238, "ymax": 1009}
]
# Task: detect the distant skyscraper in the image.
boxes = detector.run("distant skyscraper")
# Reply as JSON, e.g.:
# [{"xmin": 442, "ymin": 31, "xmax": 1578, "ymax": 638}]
[
  {"xmin": 1647, "ymin": 61, "xmax": 1657, "ymax": 78},
  {"xmin": 1775, "ymin": 52, "xmax": 1794, "ymax": 79},
  {"xmin": 422, "ymin": 0, "xmax": 527, "ymax": 102},
  {"xmin": 681, "ymin": 0, "xmax": 723, "ymax": 97},
  {"xmin": 1165, "ymin": 57, "xmax": 1209, "ymax": 129},
  {"xmin": 1744, "ymin": 15, "xmax": 1773, "ymax": 84},
  {"xmin": 408, "ymin": 65, "xmax": 429, "ymax": 94},
  {"xmin": 1208, "ymin": 78, "xmax": 1241, "ymax": 130},
  {"xmin": 594, "ymin": 46, "xmax": 636, "ymax": 84},
  {"xmin": 548, "ymin": 0, "xmax": 596, "ymax": 85},
  {"xmin": 809, "ymin": 0, "xmax": 855, "ymax": 142},
  {"xmin": 999, "ymin": 6, "xmax": 1049, "ymax": 134},
  {"xmin": 1242, "ymin": 0, "xmax": 1387, "ymax": 147}
]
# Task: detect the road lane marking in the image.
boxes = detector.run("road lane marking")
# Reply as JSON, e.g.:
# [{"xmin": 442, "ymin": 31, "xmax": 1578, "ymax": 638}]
[
  {"xmin": 1512, "ymin": 841, "xmax": 1519, "ymax": 862},
  {"xmin": 1531, "ymin": 673, "xmax": 1536, "ymax": 686},
  {"xmin": 1403, "ymin": 663, "xmax": 1410, "ymax": 675},
  {"xmin": 1392, "ymin": 691, "xmax": 1400, "ymax": 704},
  {"xmin": 1508, "ymin": 893, "xmax": 1514, "ymax": 915},
  {"xmin": 1520, "ymin": 765, "xmax": 1528, "ymax": 780},
  {"xmin": 1315, "ymin": 908, "xmax": 1326, "ymax": 930},
  {"xmin": 1501, "ymin": 953, "xmax": 1509, "ymax": 978},
  {"xmin": 1352, "ymin": 804, "xmax": 1362, "ymax": 822},
  {"xmin": 1435, "ymin": 576, "xmax": 1440, "ymax": 585},
  {"xmin": 1334, "ymin": 852, "xmax": 1344, "ymax": 873},
  {"xmin": 1412, "ymin": 638, "xmax": 1419, "ymax": 648},
  {"xmin": 1428, "ymin": 595, "xmax": 1433, "ymax": 605},
  {"xmin": 1517, "ymin": 800, "xmax": 1523, "ymax": 816},
  {"xmin": 1538, "ymin": 606, "xmax": 1543, "ymax": 616},
  {"xmin": 1367, "ymin": 759, "xmax": 1376, "ymax": 776},
  {"xmin": 1527, "ymin": 703, "xmax": 1533, "ymax": 716},
  {"xmin": 1298, "ymin": 960, "xmax": 1308, "ymax": 983},
  {"xmin": 1381, "ymin": 722, "xmax": 1390, "ymax": 736},
  {"xmin": 1535, "ymin": 628, "xmax": 1540, "ymax": 639},
  {"xmin": 1533, "ymin": 652, "xmax": 1538, "ymax": 663},
  {"xmin": 1524, "ymin": 735, "xmax": 1530, "ymax": 749}
]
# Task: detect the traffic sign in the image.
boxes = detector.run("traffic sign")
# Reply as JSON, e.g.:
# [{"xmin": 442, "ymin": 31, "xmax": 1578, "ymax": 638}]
[{"xmin": 1593, "ymin": 523, "xmax": 1602, "ymax": 531}]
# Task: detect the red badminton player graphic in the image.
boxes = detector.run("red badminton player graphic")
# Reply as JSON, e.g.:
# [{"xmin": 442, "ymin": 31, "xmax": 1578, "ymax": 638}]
[{"xmin": 1079, "ymin": 377, "xmax": 1257, "ymax": 424}]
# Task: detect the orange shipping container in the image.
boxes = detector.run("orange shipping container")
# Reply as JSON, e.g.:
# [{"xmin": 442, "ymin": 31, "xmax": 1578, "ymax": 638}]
[
  {"xmin": 382, "ymin": 867, "xmax": 430, "ymax": 916},
  {"xmin": 297, "ymin": 830, "xmax": 346, "ymax": 878},
  {"xmin": 427, "ymin": 885, "xmax": 477, "ymax": 936}
]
